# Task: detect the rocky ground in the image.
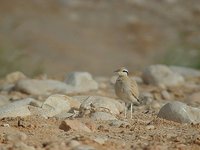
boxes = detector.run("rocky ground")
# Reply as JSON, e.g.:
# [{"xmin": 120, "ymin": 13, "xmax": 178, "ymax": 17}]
[{"xmin": 0, "ymin": 64, "xmax": 200, "ymax": 150}]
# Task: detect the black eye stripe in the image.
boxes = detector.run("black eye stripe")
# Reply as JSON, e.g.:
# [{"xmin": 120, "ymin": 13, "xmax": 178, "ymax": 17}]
[{"xmin": 122, "ymin": 70, "xmax": 128, "ymax": 74}]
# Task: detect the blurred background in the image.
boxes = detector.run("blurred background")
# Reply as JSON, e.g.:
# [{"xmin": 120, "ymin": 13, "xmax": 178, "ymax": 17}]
[{"xmin": 0, "ymin": 0, "xmax": 200, "ymax": 77}]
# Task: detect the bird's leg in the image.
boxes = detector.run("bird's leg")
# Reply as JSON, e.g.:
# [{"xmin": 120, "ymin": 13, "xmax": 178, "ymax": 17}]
[
  {"xmin": 130, "ymin": 103, "xmax": 133, "ymax": 119},
  {"xmin": 124, "ymin": 103, "xmax": 127, "ymax": 119}
]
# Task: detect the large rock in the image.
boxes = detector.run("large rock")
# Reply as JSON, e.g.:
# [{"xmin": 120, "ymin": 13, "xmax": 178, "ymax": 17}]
[
  {"xmin": 158, "ymin": 101, "xmax": 200, "ymax": 123},
  {"xmin": 170, "ymin": 66, "xmax": 200, "ymax": 78},
  {"xmin": 0, "ymin": 100, "xmax": 32, "ymax": 118},
  {"xmin": 65, "ymin": 72, "xmax": 98, "ymax": 92},
  {"xmin": 15, "ymin": 79, "xmax": 74, "ymax": 96},
  {"xmin": 0, "ymin": 98, "xmax": 39, "ymax": 118},
  {"xmin": 74, "ymin": 96, "xmax": 124, "ymax": 115},
  {"xmin": 41, "ymin": 94, "xmax": 71, "ymax": 117},
  {"xmin": 142, "ymin": 64, "xmax": 184, "ymax": 86}
]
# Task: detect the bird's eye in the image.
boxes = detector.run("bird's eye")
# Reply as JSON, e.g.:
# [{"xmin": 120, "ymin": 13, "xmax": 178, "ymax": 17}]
[{"xmin": 122, "ymin": 70, "xmax": 128, "ymax": 74}]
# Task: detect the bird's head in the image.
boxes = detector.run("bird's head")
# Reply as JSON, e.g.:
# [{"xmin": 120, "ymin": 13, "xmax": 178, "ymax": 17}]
[{"xmin": 114, "ymin": 67, "xmax": 129, "ymax": 76}]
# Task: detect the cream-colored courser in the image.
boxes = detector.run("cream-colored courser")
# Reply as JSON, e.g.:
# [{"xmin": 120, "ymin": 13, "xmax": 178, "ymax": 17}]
[{"xmin": 114, "ymin": 67, "xmax": 140, "ymax": 119}]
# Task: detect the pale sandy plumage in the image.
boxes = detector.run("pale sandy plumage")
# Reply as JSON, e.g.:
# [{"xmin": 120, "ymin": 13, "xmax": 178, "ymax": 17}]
[{"xmin": 114, "ymin": 67, "xmax": 140, "ymax": 118}]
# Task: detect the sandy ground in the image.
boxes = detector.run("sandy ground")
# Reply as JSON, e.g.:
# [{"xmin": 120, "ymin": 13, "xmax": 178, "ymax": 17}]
[{"xmin": 0, "ymin": 74, "xmax": 200, "ymax": 150}]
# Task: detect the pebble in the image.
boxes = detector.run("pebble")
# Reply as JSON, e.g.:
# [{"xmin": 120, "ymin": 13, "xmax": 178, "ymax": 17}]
[
  {"xmin": 59, "ymin": 119, "xmax": 92, "ymax": 132},
  {"xmin": 73, "ymin": 145, "xmax": 96, "ymax": 150},
  {"xmin": 41, "ymin": 94, "xmax": 71, "ymax": 117},
  {"xmin": 91, "ymin": 112, "xmax": 117, "ymax": 121},
  {"xmin": 109, "ymin": 120, "xmax": 130, "ymax": 127},
  {"xmin": 158, "ymin": 101, "xmax": 200, "ymax": 123},
  {"xmin": 93, "ymin": 136, "xmax": 108, "ymax": 145},
  {"xmin": 65, "ymin": 72, "xmax": 98, "ymax": 92},
  {"xmin": 145, "ymin": 125, "xmax": 155, "ymax": 130},
  {"xmin": 68, "ymin": 140, "xmax": 81, "ymax": 148},
  {"xmin": 161, "ymin": 90, "xmax": 171, "ymax": 100},
  {"xmin": 142, "ymin": 64, "xmax": 184, "ymax": 86}
]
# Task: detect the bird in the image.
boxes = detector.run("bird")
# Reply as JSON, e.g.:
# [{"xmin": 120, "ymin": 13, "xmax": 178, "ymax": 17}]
[{"xmin": 114, "ymin": 67, "xmax": 140, "ymax": 119}]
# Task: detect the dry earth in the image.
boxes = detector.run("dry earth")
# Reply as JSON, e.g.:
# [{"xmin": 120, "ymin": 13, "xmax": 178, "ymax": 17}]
[{"xmin": 0, "ymin": 69, "xmax": 200, "ymax": 150}]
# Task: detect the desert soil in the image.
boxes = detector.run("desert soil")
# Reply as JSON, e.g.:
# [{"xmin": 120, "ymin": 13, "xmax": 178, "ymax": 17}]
[{"xmin": 0, "ymin": 74, "xmax": 200, "ymax": 150}]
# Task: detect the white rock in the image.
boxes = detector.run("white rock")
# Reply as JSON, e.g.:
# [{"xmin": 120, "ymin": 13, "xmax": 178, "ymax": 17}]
[
  {"xmin": 73, "ymin": 145, "xmax": 96, "ymax": 150},
  {"xmin": 161, "ymin": 90, "xmax": 171, "ymax": 100},
  {"xmin": 68, "ymin": 140, "xmax": 81, "ymax": 148},
  {"xmin": 15, "ymin": 79, "xmax": 74, "ymax": 96},
  {"xmin": 91, "ymin": 112, "xmax": 117, "ymax": 121},
  {"xmin": 65, "ymin": 72, "xmax": 98, "ymax": 92},
  {"xmin": 41, "ymin": 94, "xmax": 71, "ymax": 117},
  {"xmin": 93, "ymin": 136, "xmax": 108, "ymax": 144},
  {"xmin": 142, "ymin": 64, "xmax": 184, "ymax": 86},
  {"xmin": 170, "ymin": 66, "xmax": 200, "ymax": 78},
  {"xmin": 0, "ymin": 98, "xmax": 36, "ymax": 118},
  {"xmin": 74, "ymin": 96, "xmax": 124, "ymax": 115},
  {"xmin": 55, "ymin": 111, "xmax": 74, "ymax": 119},
  {"xmin": 109, "ymin": 120, "xmax": 130, "ymax": 127},
  {"xmin": 158, "ymin": 101, "xmax": 200, "ymax": 123}
]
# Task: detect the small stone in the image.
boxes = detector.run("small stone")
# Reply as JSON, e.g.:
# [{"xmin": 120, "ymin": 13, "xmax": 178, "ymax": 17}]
[
  {"xmin": 68, "ymin": 140, "xmax": 81, "ymax": 148},
  {"xmin": 93, "ymin": 136, "xmax": 108, "ymax": 144},
  {"xmin": 2, "ymin": 123, "xmax": 10, "ymax": 127},
  {"xmin": 65, "ymin": 72, "xmax": 98, "ymax": 92},
  {"xmin": 91, "ymin": 112, "xmax": 117, "ymax": 121},
  {"xmin": 109, "ymin": 120, "xmax": 130, "ymax": 127},
  {"xmin": 146, "ymin": 125, "xmax": 155, "ymax": 130},
  {"xmin": 5, "ymin": 132, "xmax": 27, "ymax": 142},
  {"xmin": 59, "ymin": 119, "xmax": 92, "ymax": 132},
  {"xmin": 73, "ymin": 145, "xmax": 96, "ymax": 150},
  {"xmin": 151, "ymin": 101, "xmax": 161, "ymax": 109},
  {"xmin": 42, "ymin": 94, "xmax": 71, "ymax": 117},
  {"xmin": 161, "ymin": 90, "xmax": 171, "ymax": 100},
  {"xmin": 142, "ymin": 64, "xmax": 184, "ymax": 86},
  {"xmin": 158, "ymin": 101, "xmax": 200, "ymax": 123}
]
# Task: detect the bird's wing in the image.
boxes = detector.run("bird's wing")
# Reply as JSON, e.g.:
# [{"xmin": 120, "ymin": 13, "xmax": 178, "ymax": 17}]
[{"xmin": 130, "ymin": 79, "xmax": 140, "ymax": 102}]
